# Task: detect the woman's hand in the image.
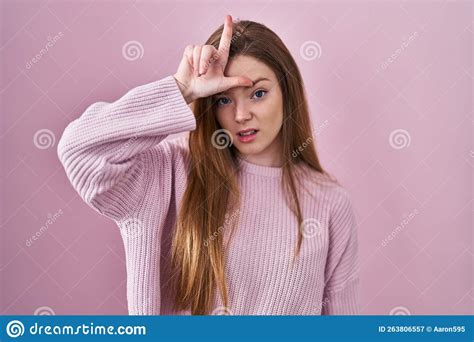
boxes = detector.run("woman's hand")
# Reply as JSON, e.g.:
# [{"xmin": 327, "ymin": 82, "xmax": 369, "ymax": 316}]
[{"xmin": 173, "ymin": 15, "xmax": 253, "ymax": 104}]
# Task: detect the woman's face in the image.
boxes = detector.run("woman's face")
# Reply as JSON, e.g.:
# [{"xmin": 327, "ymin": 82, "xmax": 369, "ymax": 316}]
[{"xmin": 213, "ymin": 55, "xmax": 284, "ymax": 167}]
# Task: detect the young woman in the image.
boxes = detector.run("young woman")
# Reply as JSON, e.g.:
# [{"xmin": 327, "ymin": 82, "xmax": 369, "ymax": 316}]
[{"xmin": 58, "ymin": 15, "xmax": 360, "ymax": 316}]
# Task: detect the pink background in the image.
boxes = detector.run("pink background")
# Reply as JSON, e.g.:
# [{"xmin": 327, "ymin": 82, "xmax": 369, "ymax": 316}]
[{"xmin": 1, "ymin": 0, "xmax": 472, "ymax": 315}]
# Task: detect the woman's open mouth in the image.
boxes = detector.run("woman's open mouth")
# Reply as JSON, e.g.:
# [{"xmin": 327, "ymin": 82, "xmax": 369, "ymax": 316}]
[{"xmin": 237, "ymin": 129, "xmax": 259, "ymax": 143}]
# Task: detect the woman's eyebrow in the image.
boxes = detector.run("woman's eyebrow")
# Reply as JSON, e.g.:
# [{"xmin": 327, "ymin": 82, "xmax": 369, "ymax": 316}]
[{"xmin": 251, "ymin": 77, "xmax": 271, "ymax": 86}]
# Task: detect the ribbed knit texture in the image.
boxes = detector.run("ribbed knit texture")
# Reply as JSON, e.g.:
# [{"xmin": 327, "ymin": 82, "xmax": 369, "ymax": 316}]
[{"xmin": 57, "ymin": 75, "xmax": 360, "ymax": 315}]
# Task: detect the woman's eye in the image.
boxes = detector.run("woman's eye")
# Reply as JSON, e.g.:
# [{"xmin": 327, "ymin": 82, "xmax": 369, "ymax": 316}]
[
  {"xmin": 252, "ymin": 90, "xmax": 267, "ymax": 99},
  {"xmin": 215, "ymin": 97, "xmax": 231, "ymax": 106},
  {"xmin": 215, "ymin": 91, "xmax": 267, "ymax": 106}
]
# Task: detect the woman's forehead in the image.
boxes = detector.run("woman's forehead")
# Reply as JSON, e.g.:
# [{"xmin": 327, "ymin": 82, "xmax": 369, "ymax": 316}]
[{"xmin": 225, "ymin": 55, "xmax": 275, "ymax": 80}]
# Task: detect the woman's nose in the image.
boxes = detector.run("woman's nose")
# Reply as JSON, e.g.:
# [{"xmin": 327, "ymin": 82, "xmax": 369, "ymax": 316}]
[{"xmin": 234, "ymin": 101, "xmax": 252, "ymax": 123}]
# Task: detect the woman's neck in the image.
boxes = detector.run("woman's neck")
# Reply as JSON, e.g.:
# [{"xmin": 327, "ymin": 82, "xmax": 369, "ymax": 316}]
[{"xmin": 237, "ymin": 135, "xmax": 284, "ymax": 167}]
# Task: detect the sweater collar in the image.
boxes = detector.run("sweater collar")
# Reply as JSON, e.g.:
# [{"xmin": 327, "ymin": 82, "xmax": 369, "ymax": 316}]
[{"xmin": 236, "ymin": 155, "xmax": 283, "ymax": 178}]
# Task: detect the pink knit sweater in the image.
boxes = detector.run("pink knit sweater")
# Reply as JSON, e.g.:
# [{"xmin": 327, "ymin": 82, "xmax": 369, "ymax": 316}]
[{"xmin": 57, "ymin": 75, "xmax": 360, "ymax": 315}]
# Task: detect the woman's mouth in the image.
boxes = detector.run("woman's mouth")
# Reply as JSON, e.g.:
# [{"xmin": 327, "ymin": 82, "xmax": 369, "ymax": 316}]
[{"xmin": 237, "ymin": 129, "xmax": 259, "ymax": 143}]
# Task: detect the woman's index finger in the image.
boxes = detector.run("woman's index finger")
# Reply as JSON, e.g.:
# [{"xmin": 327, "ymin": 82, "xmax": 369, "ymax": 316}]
[{"xmin": 218, "ymin": 15, "xmax": 233, "ymax": 64}]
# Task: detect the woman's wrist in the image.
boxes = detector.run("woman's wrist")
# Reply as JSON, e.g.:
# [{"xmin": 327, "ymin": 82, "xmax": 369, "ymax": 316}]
[{"xmin": 173, "ymin": 75, "xmax": 194, "ymax": 104}]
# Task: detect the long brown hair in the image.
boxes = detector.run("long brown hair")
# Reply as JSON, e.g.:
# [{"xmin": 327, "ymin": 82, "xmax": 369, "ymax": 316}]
[{"xmin": 170, "ymin": 19, "xmax": 337, "ymax": 315}]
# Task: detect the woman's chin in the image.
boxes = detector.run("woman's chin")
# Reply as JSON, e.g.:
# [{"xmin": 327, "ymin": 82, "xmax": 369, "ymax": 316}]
[{"xmin": 234, "ymin": 143, "xmax": 266, "ymax": 157}]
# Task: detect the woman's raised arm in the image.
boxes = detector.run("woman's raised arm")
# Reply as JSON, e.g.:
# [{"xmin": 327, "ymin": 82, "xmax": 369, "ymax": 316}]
[{"xmin": 57, "ymin": 75, "xmax": 196, "ymax": 221}]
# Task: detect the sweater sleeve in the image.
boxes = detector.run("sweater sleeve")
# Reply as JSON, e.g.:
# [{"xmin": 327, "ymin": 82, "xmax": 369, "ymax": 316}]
[
  {"xmin": 57, "ymin": 75, "xmax": 196, "ymax": 221},
  {"xmin": 322, "ymin": 188, "xmax": 361, "ymax": 315}
]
